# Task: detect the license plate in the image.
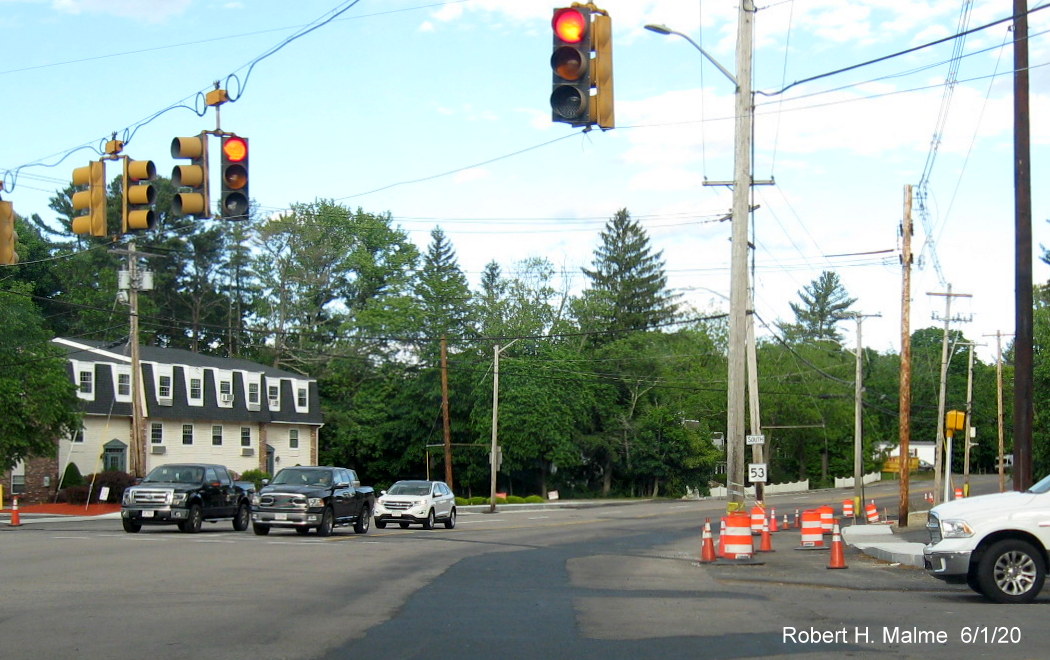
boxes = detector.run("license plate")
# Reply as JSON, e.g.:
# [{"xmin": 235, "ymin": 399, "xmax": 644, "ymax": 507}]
[
  {"xmin": 275, "ymin": 513, "xmax": 287, "ymax": 521},
  {"xmin": 391, "ymin": 512, "xmax": 401, "ymax": 517},
  {"xmin": 140, "ymin": 510, "xmax": 154, "ymax": 518}
]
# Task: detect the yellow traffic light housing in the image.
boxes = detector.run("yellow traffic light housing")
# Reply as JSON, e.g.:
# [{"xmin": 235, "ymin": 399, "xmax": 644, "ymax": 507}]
[
  {"xmin": 71, "ymin": 161, "xmax": 107, "ymax": 237},
  {"xmin": 220, "ymin": 135, "xmax": 249, "ymax": 220},
  {"xmin": 0, "ymin": 200, "xmax": 18, "ymax": 265},
  {"xmin": 592, "ymin": 12, "xmax": 614, "ymax": 129},
  {"xmin": 171, "ymin": 133, "xmax": 211, "ymax": 218},
  {"xmin": 122, "ymin": 157, "xmax": 157, "ymax": 232}
]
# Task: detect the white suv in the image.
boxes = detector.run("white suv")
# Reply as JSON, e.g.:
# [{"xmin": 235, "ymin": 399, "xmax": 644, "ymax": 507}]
[{"xmin": 374, "ymin": 480, "xmax": 456, "ymax": 530}]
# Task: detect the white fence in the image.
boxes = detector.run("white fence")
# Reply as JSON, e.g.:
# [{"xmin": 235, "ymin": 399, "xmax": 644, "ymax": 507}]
[
  {"xmin": 833, "ymin": 471, "xmax": 882, "ymax": 489},
  {"xmin": 703, "ymin": 471, "xmax": 881, "ymax": 499},
  {"xmin": 708, "ymin": 479, "xmax": 809, "ymax": 499}
]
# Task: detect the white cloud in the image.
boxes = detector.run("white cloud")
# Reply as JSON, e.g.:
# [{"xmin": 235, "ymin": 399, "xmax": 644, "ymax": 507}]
[
  {"xmin": 452, "ymin": 167, "xmax": 490, "ymax": 184},
  {"xmin": 51, "ymin": 0, "xmax": 190, "ymax": 22}
]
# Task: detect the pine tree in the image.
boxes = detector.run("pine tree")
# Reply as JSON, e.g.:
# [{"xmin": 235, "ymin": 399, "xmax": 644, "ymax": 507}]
[
  {"xmin": 415, "ymin": 227, "xmax": 475, "ymax": 350},
  {"xmin": 581, "ymin": 208, "xmax": 679, "ymax": 335},
  {"xmin": 781, "ymin": 270, "xmax": 856, "ymax": 343}
]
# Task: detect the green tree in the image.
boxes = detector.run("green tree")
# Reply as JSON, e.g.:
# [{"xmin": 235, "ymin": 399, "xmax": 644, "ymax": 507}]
[
  {"xmin": 580, "ymin": 209, "xmax": 679, "ymax": 337},
  {"xmin": 0, "ymin": 281, "xmax": 83, "ymax": 471},
  {"xmin": 779, "ymin": 271, "xmax": 856, "ymax": 343}
]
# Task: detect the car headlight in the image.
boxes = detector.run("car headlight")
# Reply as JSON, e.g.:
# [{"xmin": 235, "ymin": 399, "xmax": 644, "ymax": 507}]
[
  {"xmin": 122, "ymin": 491, "xmax": 133, "ymax": 505},
  {"xmin": 307, "ymin": 497, "xmax": 324, "ymax": 508},
  {"xmin": 939, "ymin": 519, "xmax": 974, "ymax": 538},
  {"xmin": 170, "ymin": 492, "xmax": 188, "ymax": 506},
  {"xmin": 251, "ymin": 494, "xmax": 260, "ymax": 506}
]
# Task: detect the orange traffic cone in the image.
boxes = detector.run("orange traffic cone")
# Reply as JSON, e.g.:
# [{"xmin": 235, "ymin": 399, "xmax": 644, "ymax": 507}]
[
  {"xmin": 827, "ymin": 522, "xmax": 847, "ymax": 569},
  {"xmin": 10, "ymin": 495, "xmax": 22, "ymax": 527},
  {"xmin": 769, "ymin": 508, "xmax": 779, "ymax": 532},
  {"xmin": 758, "ymin": 516, "xmax": 774, "ymax": 552},
  {"xmin": 700, "ymin": 519, "xmax": 717, "ymax": 563},
  {"xmin": 794, "ymin": 508, "xmax": 801, "ymax": 529}
]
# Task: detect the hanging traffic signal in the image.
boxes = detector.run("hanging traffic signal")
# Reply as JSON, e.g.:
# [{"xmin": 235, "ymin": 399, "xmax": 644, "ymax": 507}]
[
  {"xmin": 551, "ymin": 6, "xmax": 592, "ymax": 126},
  {"xmin": 0, "ymin": 200, "xmax": 17, "ymax": 265},
  {"xmin": 71, "ymin": 161, "xmax": 107, "ymax": 237},
  {"xmin": 171, "ymin": 133, "xmax": 211, "ymax": 218},
  {"xmin": 220, "ymin": 135, "xmax": 249, "ymax": 220},
  {"xmin": 592, "ymin": 12, "xmax": 614, "ymax": 129},
  {"xmin": 122, "ymin": 158, "xmax": 157, "ymax": 232}
]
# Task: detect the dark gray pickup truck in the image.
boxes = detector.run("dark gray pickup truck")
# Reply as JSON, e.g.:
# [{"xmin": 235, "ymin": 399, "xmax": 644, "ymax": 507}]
[
  {"xmin": 250, "ymin": 466, "xmax": 375, "ymax": 537},
  {"xmin": 121, "ymin": 463, "xmax": 253, "ymax": 533}
]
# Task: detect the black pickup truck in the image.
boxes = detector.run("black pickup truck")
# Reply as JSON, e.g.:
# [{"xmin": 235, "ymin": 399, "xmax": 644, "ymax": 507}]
[
  {"xmin": 120, "ymin": 463, "xmax": 253, "ymax": 533},
  {"xmin": 251, "ymin": 466, "xmax": 375, "ymax": 537}
]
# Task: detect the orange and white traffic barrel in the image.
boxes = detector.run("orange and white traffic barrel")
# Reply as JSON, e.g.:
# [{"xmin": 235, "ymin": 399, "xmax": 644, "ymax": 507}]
[
  {"xmin": 721, "ymin": 512, "xmax": 755, "ymax": 560},
  {"xmin": 842, "ymin": 499, "xmax": 854, "ymax": 520},
  {"xmin": 818, "ymin": 505, "xmax": 834, "ymax": 534},
  {"xmin": 795, "ymin": 509, "xmax": 826, "ymax": 549},
  {"xmin": 749, "ymin": 506, "xmax": 766, "ymax": 535},
  {"xmin": 864, "ymin": 500, "xmax": 880, "ymax": 523}
]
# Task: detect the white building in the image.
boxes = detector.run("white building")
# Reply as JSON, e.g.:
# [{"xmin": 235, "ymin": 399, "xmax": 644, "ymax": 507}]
[{"xmin": 6, "ymin": 338, "xmax": 325, "ymax": 502}]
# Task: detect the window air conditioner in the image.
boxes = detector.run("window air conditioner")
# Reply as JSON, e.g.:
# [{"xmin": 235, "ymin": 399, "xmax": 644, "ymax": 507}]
[
  {"xmin": 150, "ymin": 445, "xmax": 166, "ymax": 454},
  {"xmin": 220, "ymin": 394, "xmax": 234, "ymax": 404},
  {"xmin": 157, "ymin": 397, "xmax": 173, "ymax": 406},
  {"xmin": 241, "ymin": 447, "xmax": 254, "ymax": 456}
]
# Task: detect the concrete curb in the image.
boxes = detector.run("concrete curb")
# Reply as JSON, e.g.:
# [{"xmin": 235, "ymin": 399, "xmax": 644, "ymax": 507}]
[{"xmin": 841, "ymin": 524, "xmax": 926, "ymax": 568}]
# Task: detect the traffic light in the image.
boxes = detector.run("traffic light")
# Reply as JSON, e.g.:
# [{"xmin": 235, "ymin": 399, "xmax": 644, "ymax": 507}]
[
  {"xmin": 171, "ymin": 133, "xmax": 210, "ymax": 218},
  {"xmin": 551, "ymin": 6, "xmax": 592, "ymax": 126},
  {"xmin": 0, "ymin": 200, "xmax": 17, "ymax": 265},
  {"xmin": 592, "ymin": 12, "xmax": 614, "ymax": 129},
  {"xmin": 219, "ymin": 135, "xmax": 249, "ymax": 220},
  {"xmin": 71, "ymin": 161, "xmax": 107, "ymax": 237},
  {"xmin": 122, "ymin": 157, "xmax": 156, "ymax": 232}
]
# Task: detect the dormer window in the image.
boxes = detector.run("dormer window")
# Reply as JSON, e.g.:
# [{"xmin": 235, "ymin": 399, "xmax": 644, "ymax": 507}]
[
  {"xmin": 79, "ymin": 370, "xmax": 93, "ymax": 394},
  {"xmin": 117, "ymin": 373, "xmax": 131, "ymax": 396},
  {"xmin": 190, "ymin": 378, "xmax": 202, "ymax": 399},
  {"xmin": 158, "ymin": 375, "xmax": 172, "ymax": 398}
]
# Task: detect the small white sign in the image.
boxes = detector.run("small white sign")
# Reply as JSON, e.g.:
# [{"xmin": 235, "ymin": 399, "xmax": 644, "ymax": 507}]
[
  {"xmin": 748, "ymin": 463, "xmax": 768, "ymax": 483},
  {"xmin": 99, "ymin": 486, "xmax": 110, "ymax": 501},
  {"xmin": 746, "ymin": 435, "xmax": 765, "ymax": 446}
]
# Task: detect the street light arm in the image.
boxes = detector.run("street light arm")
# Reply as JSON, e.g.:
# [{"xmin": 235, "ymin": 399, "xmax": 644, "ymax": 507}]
[{"xmin": 644, "ymin": 24, "xmax": 738, "ymax": 88}]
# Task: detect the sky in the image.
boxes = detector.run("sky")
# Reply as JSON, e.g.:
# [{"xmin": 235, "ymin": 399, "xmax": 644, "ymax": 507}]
[{"xmin": 2, "ymin": 0, "xmax": 1049, "ymax": 363}]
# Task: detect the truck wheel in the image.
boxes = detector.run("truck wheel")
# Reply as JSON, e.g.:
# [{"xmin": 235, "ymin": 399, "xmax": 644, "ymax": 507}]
[
  {"xmin": 423, "ymin": 509, "xmax": 435, "ymax": 530},
  {"xmin": 375, "ymin": 519, "xmax": 387, "ymax": 529},
  {"xmin": 122, "ymin": 518, "xmax": 141, "ymax": 533},
  {"xmin": 316, "ymin": 507, "xmax": 334, "ymax": 537},
  {"xmin": 179, "ymin": 504, "xmax": 203, "ymax": 534},
  {"xmin": 976, "ymin": 539, "xmax": 1046, "ymax": 603},
  {"xmin": 253, "ymin": 523, "xmax": 270, "ymax": 536},
  {"xmin": 232, "ymin": 503, "xmax": 250, "ymax": 532},
  {"xmin": 354, "ymin": 507, "xmax": 371, "ymax": 534}
]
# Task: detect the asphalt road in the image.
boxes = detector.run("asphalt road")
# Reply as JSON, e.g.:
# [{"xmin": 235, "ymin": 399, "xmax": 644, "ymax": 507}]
[{"xmin": 2, "ymin": 479, "xmax": 1046, "ymax": 660}]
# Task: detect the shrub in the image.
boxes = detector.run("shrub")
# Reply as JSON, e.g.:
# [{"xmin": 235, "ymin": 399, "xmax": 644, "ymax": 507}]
[
  {"xmin": 239, "ymin": 469, "xmax": 270, "ymax": 491},
  {"xmin": 57, "ymin": 485, "xmax": 91, "ymax": 504},
  {"xmin": 468, "ymin": 496, "xmax": 488, "ymax": 505},
  {"xmin": 84, "ymin": 471, "xmax": 137, "ymax": 503},
  {"xmin": 505, "ymin": 495, "xmax": 526, "ymax": 504},
  {"xmin": 525, "ymin": 495, "xmax": 545, "ymax": 503},
  {"xmin": 61, "ymin": 462, "xmax": 85, "ymax": 488}
]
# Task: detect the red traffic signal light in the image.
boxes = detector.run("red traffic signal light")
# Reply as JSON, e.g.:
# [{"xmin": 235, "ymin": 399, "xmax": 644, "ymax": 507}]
[
  {"xmin": 553, "ymin": 7, "xmax": 587, "ymax": 43},
  {"xmin": 220, "ymin": 135, "xmax": 249, "ymax": 220}
]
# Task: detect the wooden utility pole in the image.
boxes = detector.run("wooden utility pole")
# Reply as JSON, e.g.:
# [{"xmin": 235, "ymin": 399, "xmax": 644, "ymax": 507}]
[
  {"xmin": 984, "ymin": 331, "xmax": 1012, "ymax": 492},
  {"xmin": 129, "ymin": 239, "xmax": 145, "ymax": 477},
  {"xmin": 1013, "ymin": 0, "xmax": 1034, "ymax": 491},
  {"xmin": 963, "ymin": 342, "xmax": 976, "ymax": 495},
  {"xmin": 440, "ymin": 336, "xmax": 453, "ymax": 489},
  {"xmin": 928, "ymin": 286, "xmax": 971, "ymax": 504},
  {"xmin": 746, "ymin": 304, "xmax": 763, "ymax": 503},
  {"xmin": 899, "ymin": 185, "xmax": 913, "ymax": 524},
  {"xmin": 852, "ymin": 313, "xmax": 880, "ymax": 510}
]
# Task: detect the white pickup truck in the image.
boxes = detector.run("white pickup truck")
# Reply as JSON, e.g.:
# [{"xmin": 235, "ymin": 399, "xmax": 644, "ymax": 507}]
[{"xmin": 924, "ymin": 474, "xmax": 1050, "ymax": 603}]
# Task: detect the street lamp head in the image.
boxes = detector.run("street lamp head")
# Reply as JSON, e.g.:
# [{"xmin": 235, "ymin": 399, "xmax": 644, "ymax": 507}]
[{"xmin": 644, "ymin": 24, "xmax": 673, "ymax": 35}]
